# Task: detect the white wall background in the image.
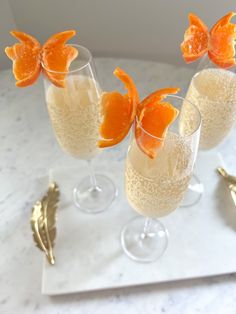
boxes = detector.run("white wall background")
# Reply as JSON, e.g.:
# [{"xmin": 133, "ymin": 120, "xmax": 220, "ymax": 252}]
[
  {"xmin": 0, "ymin": 0, "xmax": 16, "ymax": 69},
  {"xmin": 1, "ymin": 0, "xmax": 236, "ymax": 69}
]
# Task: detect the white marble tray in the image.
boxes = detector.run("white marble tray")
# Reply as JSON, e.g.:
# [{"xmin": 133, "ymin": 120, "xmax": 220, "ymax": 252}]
[{"xmin": 42, "ymin": 151, "xmax": 236, "ymax": 295}]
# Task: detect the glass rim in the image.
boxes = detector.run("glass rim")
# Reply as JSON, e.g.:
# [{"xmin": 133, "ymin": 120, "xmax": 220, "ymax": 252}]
[
  {"xmin": 135, "ymin": 94, "xmax": 202, "ymax": 141},
  {"xmin": 192, "ymin": 69, "xmax": 236, "ymax": 104},
  {"xmin": 41, "ymin": 44, "xmax": 92, "ymax": 74}
]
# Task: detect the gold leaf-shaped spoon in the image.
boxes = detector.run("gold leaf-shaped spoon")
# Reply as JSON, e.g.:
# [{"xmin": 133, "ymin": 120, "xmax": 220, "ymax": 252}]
[
  {"xmin": 229, "ymin": 184, "xmax": 236, "ymax": 207},
  {"xmin": 217, "ymin": 167, "xmax": 236, "ymax": 207},
  {"xmin": 217, "ymin": 167, "xmax": 236, "ymax": 184},
  {"xmin": 31, "ymin": 182, "xmax": 60, "ymax": 265}
]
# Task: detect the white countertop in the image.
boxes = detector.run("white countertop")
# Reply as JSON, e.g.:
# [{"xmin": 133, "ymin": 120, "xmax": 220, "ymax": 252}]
[{"xmin": 1, "ymin": 58, "xmax": 236, "ymax": 314}]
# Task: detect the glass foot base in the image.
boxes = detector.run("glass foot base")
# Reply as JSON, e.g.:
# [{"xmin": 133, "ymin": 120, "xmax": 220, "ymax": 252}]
[
  {"xmin": 121, "ymin": 216, "xmax": 168, "ymax": 263},
  {"xmin": 181, "ymin": 174, "xmax": 204, "ymax": 208},
  {"xmin": 73, "ymin": 174, "xmax": 117, "ymax": 214}
]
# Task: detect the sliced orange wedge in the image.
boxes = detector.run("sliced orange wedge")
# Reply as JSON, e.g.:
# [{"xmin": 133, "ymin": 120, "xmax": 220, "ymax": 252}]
[
  {"xmin": 209, "ymin": 12, "xmax": 236, "ymax": 68},
  {"xmin": 135, "ymin": 88, "xmax": 179, "ymax": 159},
  {"xmin": 181, "ymin": 12, "xmax": 236, "ymax": 68},
  {"xmin": 138, "ymin": 87, "xmax": 181, "ymax": 112},
  {"xmin": 5, "ymin": 31, "xmax": 41, "ymax": 87},
  {"xmin": 5, "ymin": 30, "xmax": 78, "ymax": 87},
  {"xmin": 98, "ymin": 67, "xmax": 139, "ymax": 148},
  {"xmin": 181, "ymin": 13, "xmax": 209, "ymax": 63},
  {"xmin": 42, "ymin": 30, "xmax": 78, "ymax": 87}
]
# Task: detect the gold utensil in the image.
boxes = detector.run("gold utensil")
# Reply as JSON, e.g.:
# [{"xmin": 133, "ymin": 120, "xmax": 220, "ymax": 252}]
[
  {"xmin": 217, "ymin": 167, "xmax": 236, "ymax": 207},
  {"xmin": 229, "ymin": 184, "xmax": 236, "ymax": 207},
  {"xmin": 217, "ymin": 167, "xmax": 236, "ymax": 184},
  {"xmin": 31, "ymin": 182, "xmax": 60, "ymax": 265}
]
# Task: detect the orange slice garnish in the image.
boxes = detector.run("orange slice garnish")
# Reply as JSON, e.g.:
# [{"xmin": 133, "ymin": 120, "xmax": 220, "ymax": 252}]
[
  {"xmin": 42, "ymin": 30, "xmax": 78, "ymax": 87},
  {"xmin": 138, "ymin": 87, "xmax": 181, "ymax": 112},
  {"xmin": 181, "ymin": 12, "xmax": 236, "ymax": 68},
  {"xmin": 135, "ymin": 88, "xmax": 179, "ymax": 159},
  {"xmin": 5, "ymin": 31, "xmax": 41, "ymax": 87},
  {"xmin": 5, "ymin": 30, "xmax": 78, "ymax": 87},
  {"xmin": 98, "ymin": 67, "xmax": 139, "ymax": 148},
  {"xmin": 181, "ymin": 13, "xmax": 209, "ymax": 64},
  {"xmin": 209, "ymin": 12, "xmax": 236, "ymax": 68}
]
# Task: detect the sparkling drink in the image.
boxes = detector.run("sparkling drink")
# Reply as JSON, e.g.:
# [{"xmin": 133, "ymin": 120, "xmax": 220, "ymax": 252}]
[
  {"xmin": 125, "ymin": 132, "xmax": 192, "ymax": 218},
  {"xmin": 46, "ymin": 75, "xmax": 100, "ymax": 159},
  {"xmin": 185, "ymin": 68, "xmax": 236, "ymax": 150}
]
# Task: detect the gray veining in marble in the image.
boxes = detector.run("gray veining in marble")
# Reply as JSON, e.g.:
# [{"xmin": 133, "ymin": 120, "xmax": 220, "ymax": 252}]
[{"xmin": 1, "ymin": 58, "xmax": 236, "ymax": 313}]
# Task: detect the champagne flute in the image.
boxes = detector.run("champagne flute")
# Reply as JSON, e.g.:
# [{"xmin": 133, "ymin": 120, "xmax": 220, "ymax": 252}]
[
  {"xmin": 42, "ymin": 45, "xmax": 117, "ymax": 213},
  {"xmin": 187, "ymin": 58, "xmax": 236, "ymax": 150},
  {"xmin": 121, "ymin": 95, "xmax": 201, "ymax": 262},
  {"xmin": 182, "ymin": 56, "xmax": 236, "ymax": 207}
]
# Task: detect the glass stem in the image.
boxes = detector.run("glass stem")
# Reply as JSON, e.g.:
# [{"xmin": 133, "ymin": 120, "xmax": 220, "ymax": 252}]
[
  {"xmin": 141, "ymin": 218, "xmax": 152, "ymax": 239},
  {"xmin": 87, "ymin": 159, "xmax": 98, "ymax": 190}
]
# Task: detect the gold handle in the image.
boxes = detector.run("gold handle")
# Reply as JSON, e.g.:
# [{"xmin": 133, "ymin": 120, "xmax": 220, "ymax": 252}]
[
  {"xmin": 229, "ymin": 184, "xmax": 236, "ymax": 207},
  {"xmin": 217, "ymin": 167, "xmax": 236, "ymax": 184}
]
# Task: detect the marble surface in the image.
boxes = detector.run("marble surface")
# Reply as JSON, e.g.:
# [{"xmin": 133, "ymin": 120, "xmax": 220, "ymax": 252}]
[
  {"xmin": 1, "ymin": 58, "xmax": 236, "ymax": 313},
  {"xmin": 43, "ymin": 153, "xmax": 236, "ymax": 295}
]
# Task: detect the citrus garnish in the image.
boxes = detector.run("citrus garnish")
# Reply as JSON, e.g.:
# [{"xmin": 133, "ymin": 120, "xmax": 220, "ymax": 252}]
[
  {"xmin": 98, "ymin": 67, "xmax": 139, "ymax": 148},
  {"xmin": 181, "ymin": 13, "xmax": 209, "ymax": 64},
  {"xmin": 5, "ymin": 31, "xmax": 41, "ymax": 87},
  {"xmin": 5, "ymin": 30, "xmax": 78, "ymax": 87},
  {"xmin": 209, "ymin": 12, "xmax": 236, "ymax": 68},
  {"xmin": 181, "ymin": 12, "xmax": 236, "ymax": 68},
  {"xmin": 42, "ymin": 30, "xmax": 78, "ymax": 87},
  {"xmin": 98, "ymin": 68, "xmax": 179, "ymax": 158},
  {"xmin": 138, "ymin": 88, "xmax": 181, "ymax": 112},
  {"xmin": 135, "ymin": 88, "xmax": 179, "ymax": 159}
]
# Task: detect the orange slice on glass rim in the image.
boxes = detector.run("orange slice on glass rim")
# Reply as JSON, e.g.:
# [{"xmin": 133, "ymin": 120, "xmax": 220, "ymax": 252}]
[
  {"xmin": 5, "ymin": 30, "xmax": 78, "ymax": 87},
  {"xmin": 180, "ymin": 13, "xmax": 209, "ymax": 64},
  {"xmin": 209, "ymin": 12, "xmax": 236, "ymax": 68},
  {"xmin": 98, "ymin": 67, "xmax": 139, "ymax": 148},
  {"xmin": 135, "ymin": 88, "xmax": 179, "ymax": 159},
  {"xmin": 41, "ymin": 30, "xmax": 78, "ymax": 87},
  {"xmin": 5, "ymin": 31, "xmax": 42, "ymax": 87},
  {"xmin": 181, "ymin": 12, "xmax": 236, "ymax": 68}
]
